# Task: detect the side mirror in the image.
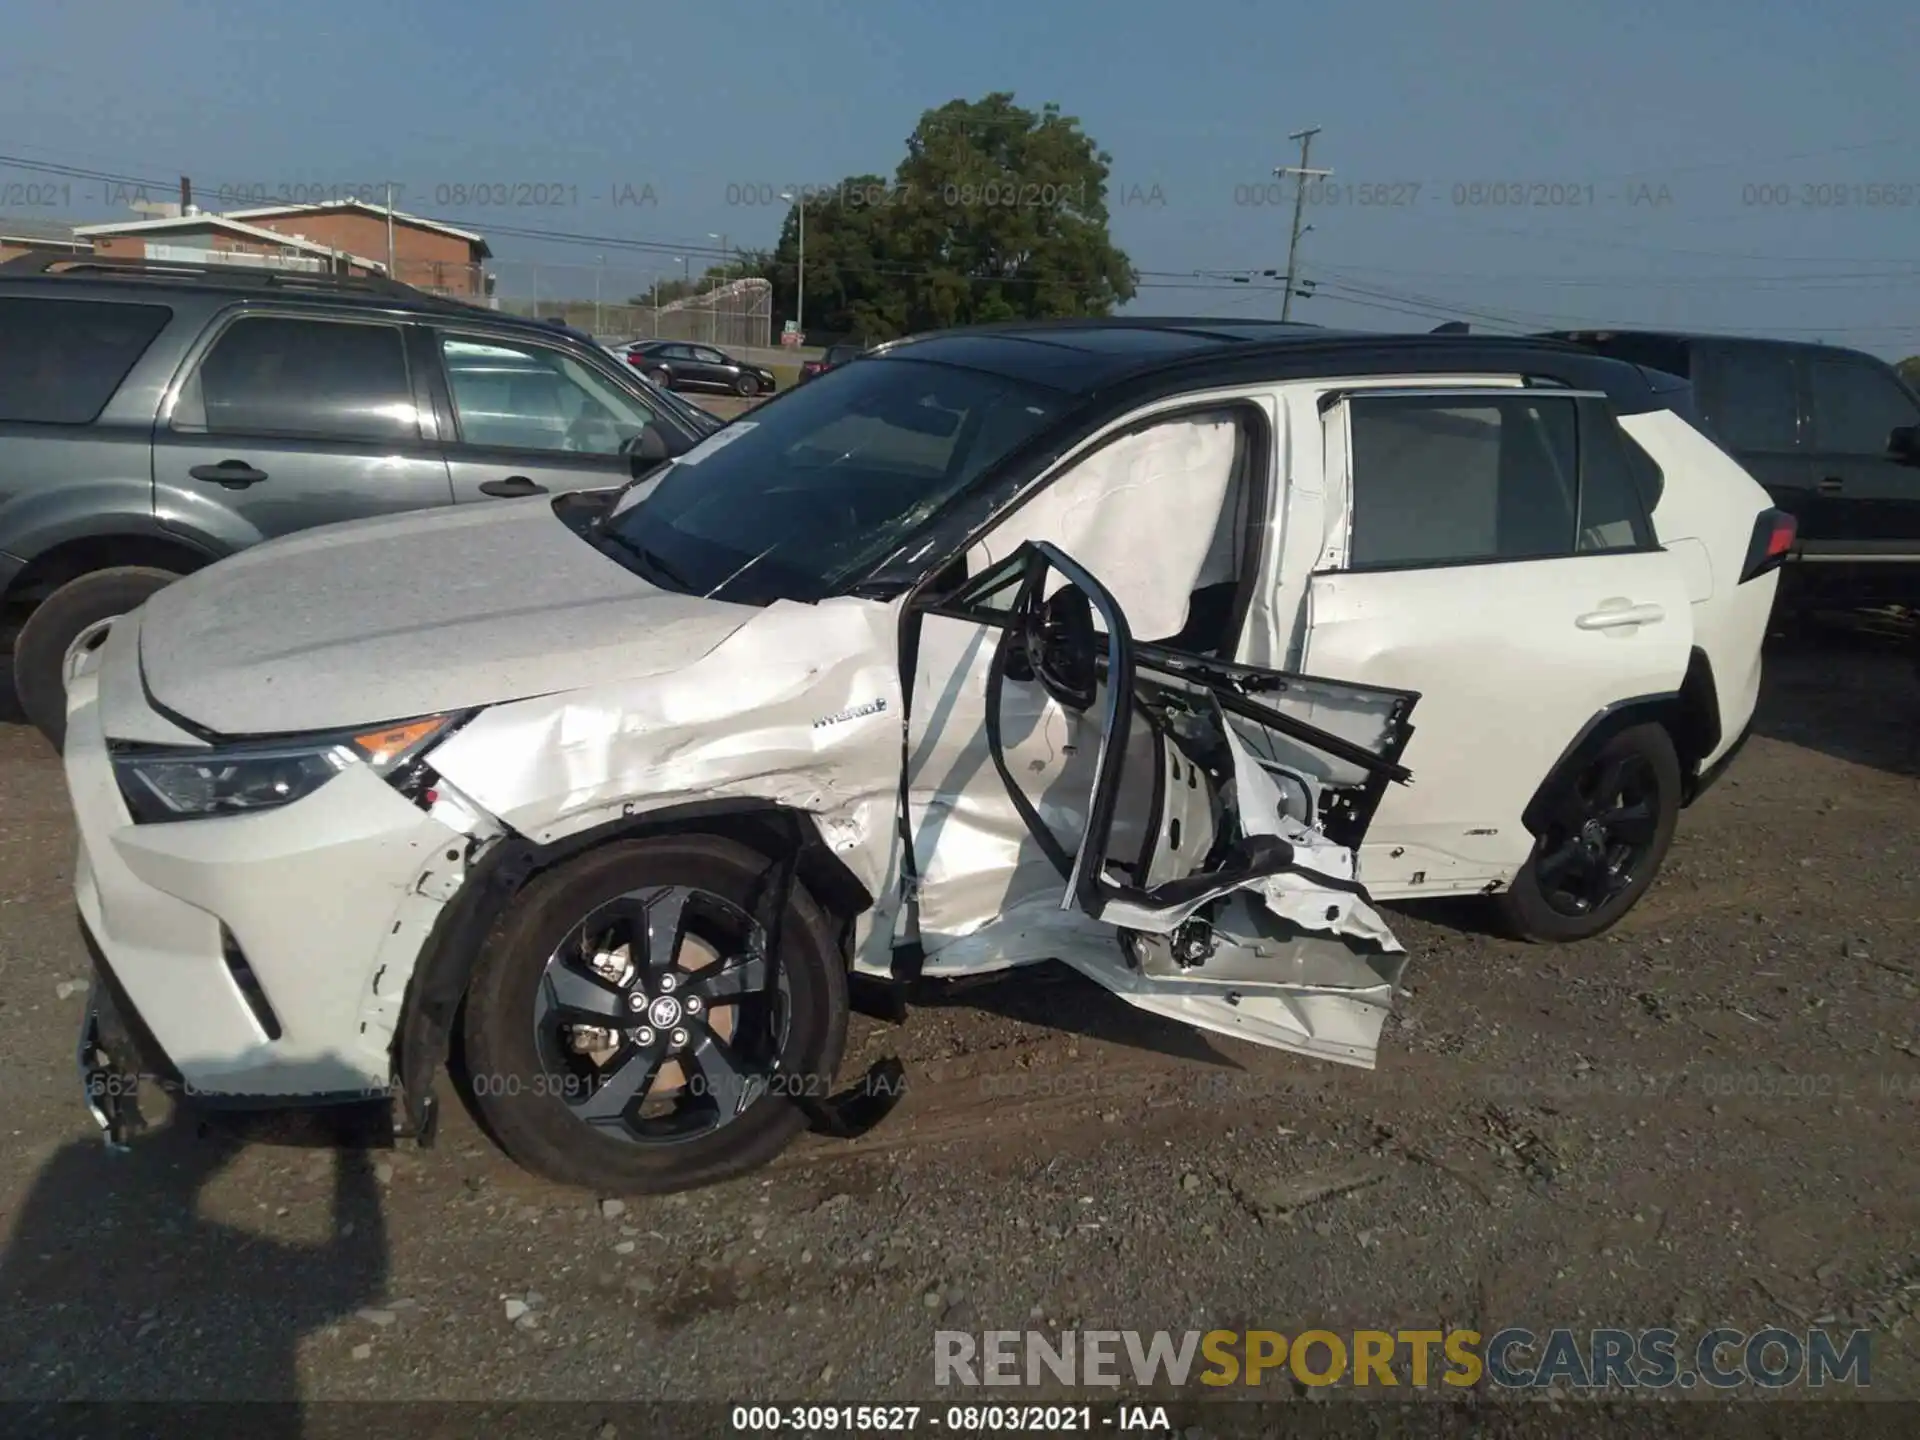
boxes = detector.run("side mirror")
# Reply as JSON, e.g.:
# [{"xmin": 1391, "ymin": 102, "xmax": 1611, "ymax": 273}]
[
  {"xmin": 1888, "ymin": 425, "xmax": 1920, "ymax": 465},
  {"xmin": 624, "ymin": 425, "xmax": 672, "ymax": 474},
  {"xmin": 1023, "ymin": 584, "xmax": 1099, "ymax": 712}
]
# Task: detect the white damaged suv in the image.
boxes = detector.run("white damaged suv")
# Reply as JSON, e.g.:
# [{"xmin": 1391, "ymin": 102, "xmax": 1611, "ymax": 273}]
[{"xmin": 66, "ymin": 321, "xmax": 1790, "ymax": 1193}]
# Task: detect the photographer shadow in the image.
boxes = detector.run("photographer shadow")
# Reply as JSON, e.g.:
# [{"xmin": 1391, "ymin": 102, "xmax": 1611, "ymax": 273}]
[{"xmin": 0, "ymin": 1100, "xmax": 391, "ymax": 1434}]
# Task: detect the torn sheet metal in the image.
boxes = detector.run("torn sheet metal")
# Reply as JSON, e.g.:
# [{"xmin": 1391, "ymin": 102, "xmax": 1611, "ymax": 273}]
[
  {"xmin": 1092, "ymin": 688, "xmax": 1402, "ymax": 948},
  {"xmin": 1060, "ymin": 919, "xmax": 1406, "ymax": 1070},
  {"xmin": 425, "ymin": 594, "xmax": 906, "ymax": 899}
]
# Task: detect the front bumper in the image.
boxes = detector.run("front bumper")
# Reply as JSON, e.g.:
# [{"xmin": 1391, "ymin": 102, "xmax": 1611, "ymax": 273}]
[{"xmin": 64, "ymin": 628, "xmax": 469, "ymax": 1104}]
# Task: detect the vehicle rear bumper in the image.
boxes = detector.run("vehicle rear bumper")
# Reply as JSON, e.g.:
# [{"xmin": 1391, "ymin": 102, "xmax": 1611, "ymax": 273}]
[
  {"xmin": 1780, "ymin": 549, "xmax": 1920, "ymax": 608},
  {"xmin": 1686, "ymin": 715, "xmax": 1753, "ymax": 805}
]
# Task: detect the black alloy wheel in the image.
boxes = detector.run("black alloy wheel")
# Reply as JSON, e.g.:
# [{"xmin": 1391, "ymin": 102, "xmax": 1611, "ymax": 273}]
[
  {"xmin": 1495, "ymin": 723, "xmax": 1681, "ymax": 943},
  {"xmin": 462, "ymin": 835, "xmax": 847, "ymax": 1192},
  {"xmin": 532, "ymin": 884, "xmax": 788, "ymax": 1143}
]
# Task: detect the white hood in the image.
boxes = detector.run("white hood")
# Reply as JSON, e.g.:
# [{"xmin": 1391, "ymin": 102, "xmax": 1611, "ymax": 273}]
[{"xmin": 137, "ymin": 500, "xmax": 760, "ymax": 735}]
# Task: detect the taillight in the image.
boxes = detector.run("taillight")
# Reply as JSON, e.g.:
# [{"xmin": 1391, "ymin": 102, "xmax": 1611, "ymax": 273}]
[{"xmin": 1739, "ymin": 507, "xmax": 1797, "ymax": 583}]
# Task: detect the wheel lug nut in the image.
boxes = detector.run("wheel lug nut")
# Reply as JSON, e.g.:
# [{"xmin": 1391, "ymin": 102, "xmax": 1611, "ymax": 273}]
[
  {"xmin": 684, "ymin": 995, "xmax": 703, "ymax": 1015},
  {"xmin": 657, "ymin": 974, "xmax": 678, "ymax": 993},
  {"xmin": 671, "ymin": 1028, "xmax": 690, "ymax": 1049},
  {"xmin": 633, "ymin": 1027, "xmax": 655, "ymax": 1046},
  {"xmin": 626, "ymin": 992, "xmax": 647, "ymax": 1011}
]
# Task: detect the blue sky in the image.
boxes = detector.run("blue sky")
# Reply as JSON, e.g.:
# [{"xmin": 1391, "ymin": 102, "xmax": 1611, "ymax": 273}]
[{"xmin": 2, "ymin": 0, "xmax": 1915, "ymax": 355}]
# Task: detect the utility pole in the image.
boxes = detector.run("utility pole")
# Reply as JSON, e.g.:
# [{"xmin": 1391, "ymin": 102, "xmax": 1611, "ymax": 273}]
[
  {"xmin": 1277, "ymin": 127, "xmax": 1330, "ymax": 322},
  {"xmin": 385, "ymin": 182, "xmax": 397, "ymax": 280}
]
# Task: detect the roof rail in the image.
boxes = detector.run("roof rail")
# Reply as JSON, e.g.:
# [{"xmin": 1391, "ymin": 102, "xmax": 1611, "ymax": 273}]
[{"xmin": 0, "ymin": 251, "xmax": 495, "ymax": 315}]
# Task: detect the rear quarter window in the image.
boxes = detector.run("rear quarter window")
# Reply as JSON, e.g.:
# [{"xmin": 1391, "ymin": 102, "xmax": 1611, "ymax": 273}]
[{"xmin": 0, "ymin": 297, "xmax": 173, "ymax": 424}]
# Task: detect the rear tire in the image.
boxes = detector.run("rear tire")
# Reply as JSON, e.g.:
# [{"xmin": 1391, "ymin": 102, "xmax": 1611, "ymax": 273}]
[
  {"xmin": 1494, "ymin": 723, "xmax": 1682, "ymax": 943},
  {"xmin": 461, "ymin": 834, "xmax": 848, "ymax": 1195},
  {"xmin": 14, "ymin": 566, "xmax": 180, "ymax": 749},
  {"xmin": 649, "ymin": 368, "xmax": 673, "ymax": 389}
]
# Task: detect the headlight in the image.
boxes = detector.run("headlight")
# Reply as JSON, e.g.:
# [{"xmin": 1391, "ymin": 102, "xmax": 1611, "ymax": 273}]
[{"xmin": 111, "ymin": 714, "xmax": 457, "ymax": 823}]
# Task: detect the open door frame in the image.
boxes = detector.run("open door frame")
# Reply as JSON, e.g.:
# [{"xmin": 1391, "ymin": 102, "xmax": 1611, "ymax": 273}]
[{"xmin": 951, "ymin": 540, "xmax": 1421, "ymax": 930}]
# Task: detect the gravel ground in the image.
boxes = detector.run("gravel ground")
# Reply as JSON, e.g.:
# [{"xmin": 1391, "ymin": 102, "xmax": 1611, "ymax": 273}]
[
  {"xmin": 1, "ymin": 627, "xmax": 1916, "ymax": 1414},
  {"xmin": 696, "ymin": 394, "xmax": 768, "ymax": 423}
]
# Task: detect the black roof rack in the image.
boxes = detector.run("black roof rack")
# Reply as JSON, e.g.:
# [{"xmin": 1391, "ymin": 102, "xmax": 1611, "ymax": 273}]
[{"xmin": 0, "ymin": 250, "xmax": 496, "ymax": 317}]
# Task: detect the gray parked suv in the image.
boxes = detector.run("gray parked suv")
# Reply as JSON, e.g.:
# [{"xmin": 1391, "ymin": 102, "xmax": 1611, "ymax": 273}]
[{"xmin": 0, "ymin": 254, "xmax": 717, "ymax": 746}]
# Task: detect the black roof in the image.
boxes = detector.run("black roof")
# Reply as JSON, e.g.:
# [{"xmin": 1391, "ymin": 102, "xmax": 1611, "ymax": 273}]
[
  {"xmin": 1546, "ymin": 327, "xmax": 1844, "ymax": 353},
  {"xmin": 867, "ymin": 317, "xmax": 1673, "ymax": 411}
]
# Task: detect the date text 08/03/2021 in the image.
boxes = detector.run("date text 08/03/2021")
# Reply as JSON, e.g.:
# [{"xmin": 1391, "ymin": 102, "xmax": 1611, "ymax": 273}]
[{"xmin": 730, "ymin": 1404, "xmax": 1135, "ymax": 1433}]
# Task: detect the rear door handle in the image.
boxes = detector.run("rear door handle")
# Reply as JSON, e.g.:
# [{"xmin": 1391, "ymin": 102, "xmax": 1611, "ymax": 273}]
[
  {"xmin": 188, "ymin": 460, "xmax": 268, "ymax": 488},
  {"xmin": 478, "ymin": 476, "xmax": 548, "ymax": 498},
  {"xmin": 1576, "ymin": 602, "xmax": 1666, "ymax": 630},
  {"xmin": 1817, "ymin": 476, "xmax": 1844, "ymax": 494}
]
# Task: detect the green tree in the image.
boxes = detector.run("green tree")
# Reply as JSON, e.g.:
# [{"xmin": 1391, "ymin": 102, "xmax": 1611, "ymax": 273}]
[
  {"xmin": 765, "ymin": 94, "xmax": 1136, "ymax": 342},
  {"xmin": 1897, "ymin": 356, "xmax": 1920, "ymax": 390}
]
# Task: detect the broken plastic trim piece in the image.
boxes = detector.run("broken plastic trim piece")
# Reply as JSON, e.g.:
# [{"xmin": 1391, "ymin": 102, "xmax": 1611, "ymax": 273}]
[{"xmin": 788, "ymin": 1057, "xmax": 907, "ymax": 1139}]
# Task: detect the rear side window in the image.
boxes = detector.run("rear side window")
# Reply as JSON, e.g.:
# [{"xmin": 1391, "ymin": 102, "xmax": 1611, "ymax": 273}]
[
  {"xmin": 1700, "ymin": 347, "xmax": 1797, "ymax": 451},
  {"xmin": 0, "ymin": 297, "xmax": 172, "ymax": 425},
  {"xmin": 1807, "ymin": 356, "xmax": 1920, "ymax": 455},
  {"xmin": 1576, "ymin": 411, "xmax": 1656, "ymax": 552},
  {"xmin": 1345, "ymin": 393, "xmax": 1580, "ymax": 568},
  {"xmin": 173, "ymin": 315, "xmax": 418, "ymax": 442}
]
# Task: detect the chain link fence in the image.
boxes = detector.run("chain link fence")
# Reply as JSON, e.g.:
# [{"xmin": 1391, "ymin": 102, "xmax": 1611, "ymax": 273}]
[
  {"xmin": 471, "ymin": 259, "xmax": 773, "ymax": 348},
  {"xmin": 378, "ymin": 257, "xmax": 782, "ymax": 355}
]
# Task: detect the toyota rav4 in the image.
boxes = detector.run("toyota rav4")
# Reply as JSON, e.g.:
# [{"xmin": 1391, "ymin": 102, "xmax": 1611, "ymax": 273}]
[{"xmin": 66, "ymin": 320, "xmax": 1786, "ymax": 1195}]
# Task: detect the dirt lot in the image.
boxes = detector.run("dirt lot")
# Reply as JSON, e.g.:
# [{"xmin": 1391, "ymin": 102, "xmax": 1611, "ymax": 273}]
[
  {"xmin": 1, "ymin": 628, "xmax": 1916, "ymax": 1414},
  {"xmin": 696, "ymin": 393, "xmax": 768, "ymax": 424}
]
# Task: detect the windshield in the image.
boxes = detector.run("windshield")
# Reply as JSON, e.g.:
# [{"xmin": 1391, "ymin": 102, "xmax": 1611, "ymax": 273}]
[{"xmin": 601, "ymin": 357, "xmax": 1063, "ymax": 604}]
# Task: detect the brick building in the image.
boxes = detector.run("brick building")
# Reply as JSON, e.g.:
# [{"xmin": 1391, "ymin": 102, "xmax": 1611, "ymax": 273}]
[
  {"xmin": 73, "ymin": 212, "xmax": 389, "ymax": 278},
  {"xmin": 226, "ymin": 200, "xmax": 491, "ymax": 295},
  {"xmin": 0, "ymin": 215, "xmax": 87, "ymax": 266},
  {"xmin": 71, "ymin": 201, "xmax": 492, "ymax": 296}
]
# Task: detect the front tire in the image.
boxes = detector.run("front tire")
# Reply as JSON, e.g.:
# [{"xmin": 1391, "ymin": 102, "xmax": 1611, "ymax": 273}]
[
  {"xmin": 734, "ymin": 373, "xmax": 760, "ymax": 397},
  {"xmin": 13, "ymin": 566, "xmax": 180, "ymax": 749},
  {"xmin": 1494, "ymin": 723, "xmax": 1682, "ymax": 943},
  {"xmin": 462, "ymin": 834, "xmax": 848, "ymax": 1194}
]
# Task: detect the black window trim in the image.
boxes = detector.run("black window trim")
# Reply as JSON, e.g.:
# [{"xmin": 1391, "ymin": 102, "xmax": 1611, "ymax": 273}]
[
  {"xmin": 425, "ymin": 323, "xmax": 678, "ymax": 461},
  {"xmin": 1328, "ymin": 385, "xmax": 1662, "ymax": 577},
  {"xmin": 161, "ymin": 303, "xmax": 429, "ymax": 447}
]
